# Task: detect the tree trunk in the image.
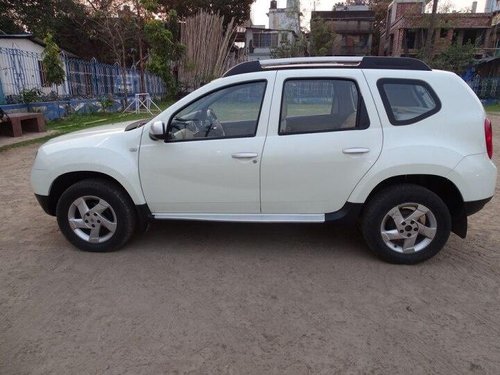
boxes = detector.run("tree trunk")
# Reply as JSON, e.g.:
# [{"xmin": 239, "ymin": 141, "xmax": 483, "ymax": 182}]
[
  {"xmin": 134, "ymin": 0, "xmax": 146, "ymax": 93},
  {"xmin": 121, "ymin": 47, "xmax": 128, "ymax": 107},
  {"xmin": 423, "ymin": 0, "xmax": 438, "ymax": 59},
  {"xmin": 403, "ymin": 29, "xmax": 409, "ymax": 56},
  {"xmin": 138, "ymin": 38, "xmax": 146, "ymax": 93}
]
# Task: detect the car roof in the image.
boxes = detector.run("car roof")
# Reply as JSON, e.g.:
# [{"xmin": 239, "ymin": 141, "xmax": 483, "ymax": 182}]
[{"xmin": 223, "ymin": 57, "xmax": 431, "ymax": 77}]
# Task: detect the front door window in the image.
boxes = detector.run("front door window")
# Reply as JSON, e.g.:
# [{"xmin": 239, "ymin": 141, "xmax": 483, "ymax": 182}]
[{"xmin": 167, "ymin": 81, "xmax": 267, "ymax": 141}]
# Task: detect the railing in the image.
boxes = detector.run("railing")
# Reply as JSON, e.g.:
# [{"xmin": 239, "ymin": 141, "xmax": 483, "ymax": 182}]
[
  {"xmin": 0, "ymin": 47, "xmax": 166, "ymax": 104},
  {"xmin": 466, "ymin": 76, "xmax": 500, "ymax": 99}
]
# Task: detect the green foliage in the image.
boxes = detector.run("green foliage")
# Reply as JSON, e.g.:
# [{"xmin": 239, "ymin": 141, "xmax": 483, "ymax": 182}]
[
  {"xmin": 99, "ymin": 95, "xmax": 115, "ymax": 112},
  {"xmin": 42, "ymin": 33, "xmax": 65, "ymax": 88},
  {"xmin": 419, "ymin": 42, "xmax": 475, "ymax": 74},
  {"xmin": 310, "ymin": 18, "xmax": 335, "ymax": 56},
  {"xmin": 0, "ymin": 0, "xmax": 100, "ymax": 59},
  {"xmin": 271, "ymin": 34, "xmax": 306, "ymax": 58},
  {"xmin": 20, "ymin": 88, "xmax": 42, "ymax": 104},
  {"xmin": 484, "ymin": 102, "xmax": 500, "ymax": 112},
  {"xmin": 144, "ymin": 10, "xmax": 185, "ymax": 97},
  {"xmin": 155, "ymin": 0, "xmax": 253, "ymax": 29}
]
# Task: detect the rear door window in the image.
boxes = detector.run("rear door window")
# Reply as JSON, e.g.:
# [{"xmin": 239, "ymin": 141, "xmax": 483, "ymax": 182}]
[
  {"xmin": 279, "ymin": 78, "xmax": 370, "ymax": 135},
  {"xmin": 377, "ymin": 79, "xmax": 441, "ymax": 125}
]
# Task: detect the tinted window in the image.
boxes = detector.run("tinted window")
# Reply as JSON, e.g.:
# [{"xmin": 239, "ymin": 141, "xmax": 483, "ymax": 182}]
[
  {"xmin": 378, "ymin": 79, "xmax": 441, "ymax": 125},
  {"xmin": 279, "ymin": 79, "xmax": 369, "ymax": 135},
  {"xmin": 168, "ymin": 81, "xmax": 266, "ymax": 141}
]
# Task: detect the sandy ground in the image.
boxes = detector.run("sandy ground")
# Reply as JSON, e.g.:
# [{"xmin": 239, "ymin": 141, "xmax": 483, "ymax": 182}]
[{"xmin": 0, "ymin": 117, "xmax": 499, "ymax": 375}]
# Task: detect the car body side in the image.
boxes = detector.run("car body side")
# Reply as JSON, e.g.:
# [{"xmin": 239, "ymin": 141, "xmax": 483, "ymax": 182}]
[{"xmin": 31, "ymin": 68, "xmax": 497, "ymax": 233}]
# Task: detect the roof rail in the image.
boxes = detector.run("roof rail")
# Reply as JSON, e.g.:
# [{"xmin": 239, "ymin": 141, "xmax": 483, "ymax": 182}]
[{"xmin": 223, "ymin": 56, "xmax": 431, "ymax": 77}]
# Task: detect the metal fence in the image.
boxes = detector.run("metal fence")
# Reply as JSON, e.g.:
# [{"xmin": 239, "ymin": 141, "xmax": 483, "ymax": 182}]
[
  {"xmin": 0, "ymin": 47, "xmax": 166, "ymax": 104},
  {"xmin": 466, "ymin": 76, "xmax": 500, "ymax": 99}
]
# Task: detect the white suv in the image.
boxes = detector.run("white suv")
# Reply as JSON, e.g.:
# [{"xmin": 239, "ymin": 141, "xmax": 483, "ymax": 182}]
[{"xmin": 31, "ymin": 57, "xmax": 497, "ymax": 264}]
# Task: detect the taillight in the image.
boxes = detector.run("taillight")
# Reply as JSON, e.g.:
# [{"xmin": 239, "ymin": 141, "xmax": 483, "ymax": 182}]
[{"xmin": 485, "ymin": 118, "xmax": 493, "ymax": 159}]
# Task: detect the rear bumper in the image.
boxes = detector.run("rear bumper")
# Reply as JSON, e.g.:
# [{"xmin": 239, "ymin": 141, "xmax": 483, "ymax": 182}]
[{"xmin": 447, "ymin": 153, "xmax": 497, "ymax": 202}]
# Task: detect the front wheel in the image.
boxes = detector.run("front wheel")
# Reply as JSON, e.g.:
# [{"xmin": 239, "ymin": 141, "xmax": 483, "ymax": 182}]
[
  {"xmin": 56, "ymin": 179, "xmax": 136, "ymax": 252},
  {"xmin": 361, "ymin": 184, "xmax": 451, "ymax": 264}
]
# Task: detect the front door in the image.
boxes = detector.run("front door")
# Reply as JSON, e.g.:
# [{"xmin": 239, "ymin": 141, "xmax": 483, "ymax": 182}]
[{"xmin": 139, "ymin": 77, "xmax": 274, "ymax": 214}]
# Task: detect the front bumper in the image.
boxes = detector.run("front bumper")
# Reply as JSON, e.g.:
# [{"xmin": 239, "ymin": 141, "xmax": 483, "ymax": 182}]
[{"xmin": 35, "ymin": 194, "xmax": 53, "ymax": 216}]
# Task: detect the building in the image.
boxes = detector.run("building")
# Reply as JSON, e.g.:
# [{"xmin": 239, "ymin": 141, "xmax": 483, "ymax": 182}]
[
  {"xmin": 236, "ymin": 1, "xmax": 301, "ymax": 61},
  {"xmin": 240, "ymin": 26, "xmax": 298, "ymax": 61},
  {"xmin": 486, "ymin": 0, "xmax": 500, "ymax": 56},
  {"xmin": 311, "ymin": 4, "xmax": 375, "ymax": 56},
  {"xmin": 0, "ymin": 34, "xmax": 165, "ymax": 106},
  {"xmin": 0, "ymin": 34, "xmax": 71, "ymax": 100},
  {"xmin": 379, "ymin": 0, "xmax": 493, "ymax": 58},
  {"xmin": 268, "ymin": 0, "xmax": 301, "ymax": 34}
]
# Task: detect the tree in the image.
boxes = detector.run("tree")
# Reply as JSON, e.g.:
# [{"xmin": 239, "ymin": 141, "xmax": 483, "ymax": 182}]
[
  {"xmin": 422, "ymin": 42, "xmax": 475, "ymax": 73},
  {"xmin": 83, "ymin": 0, "xmax": 141, "ymax": 103},
  {"xmin": 42, "ymin": 33, "xmax": 65, "ymax": 93},
  {"xmin": 271, "ymin": 34, "xmax": 306, "ymax": 58},
  {"xmin": 310, "ymin": 18, "xmax": 335, "ymax": 56},
  {"xmin": 144, "ymin": 10, "xmax": 185, "ymax": 96},
  {"xmin": 178, "ymin": 11, "xmax": 238, "ymax": 90},
  {"xmin": 155, "ymin": 0, "xmax": 253, "ymax": 28},
  {"xmin": 368, "ymin": 0, "xmax": 391, "ymax": 55},
  {"xmin": 423, "ymin": 0, "xmax": 438, "ymax": 59},
  {"xmin": 0, "ymin": 0, "xmax": 23, "ymax": 33},
  {"xmin": 0, "ymin": 0, "xmax": 110, "ymax": 61}
]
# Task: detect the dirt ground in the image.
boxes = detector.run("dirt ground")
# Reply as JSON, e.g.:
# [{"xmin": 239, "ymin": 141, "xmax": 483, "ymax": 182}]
[{"xmin": 0, "ymin": 117, "xmax": 499, "ymax": 375}]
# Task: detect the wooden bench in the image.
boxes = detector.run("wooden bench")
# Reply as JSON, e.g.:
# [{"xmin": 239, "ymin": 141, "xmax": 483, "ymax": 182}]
[{"xmin": 0, "ymin": 113, "xmax": 46, "ymax": 137}]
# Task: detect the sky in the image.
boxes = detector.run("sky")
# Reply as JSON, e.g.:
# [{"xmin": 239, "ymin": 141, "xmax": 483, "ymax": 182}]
[{"xmin": 251, "ymin": 0, "xmax": 488, "ymax": 30}]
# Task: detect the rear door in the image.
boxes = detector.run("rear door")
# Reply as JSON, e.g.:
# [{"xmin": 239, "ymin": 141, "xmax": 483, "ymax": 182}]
[{"xmin": 260, "ymin": 69, "xmax": 383, "ymax": 214}]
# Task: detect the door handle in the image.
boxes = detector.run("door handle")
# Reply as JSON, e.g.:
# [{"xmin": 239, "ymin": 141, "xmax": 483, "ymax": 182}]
[
  {"xmin": 232, "ymin": 152, "xmax": 258, "ymax": 159},
  {"xmin": 342, "ymin": 147, "xmax": 370, "ymax": 154}
]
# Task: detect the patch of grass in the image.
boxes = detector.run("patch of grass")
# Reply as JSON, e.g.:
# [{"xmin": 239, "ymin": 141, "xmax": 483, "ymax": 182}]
[
  {"xmin": 48, "ymin": 99, "xmax": 173, "ymax": 132},
  {"xmin": 48, "ymin": 112, "xmax": 150, "ymax": 132},
  {"xmin": 485, "ymin": 103, "xmax": 500, "ymax": 113}
]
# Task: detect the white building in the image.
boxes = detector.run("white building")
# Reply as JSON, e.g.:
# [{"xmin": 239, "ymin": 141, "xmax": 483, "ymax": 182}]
[
  {"xmin": 242, "ymin": 1, "xmax": 301, "ymax": 61},
  {"xmin": 0, "ymin": 34, "xmax": 70, "ymax": 100},
  {"xmin": 245, "ymin": 26, "xmax": 298, "ymax": 61}
]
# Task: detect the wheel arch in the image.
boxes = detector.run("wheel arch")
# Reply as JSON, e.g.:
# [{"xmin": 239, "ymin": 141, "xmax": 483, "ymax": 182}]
[
  {"xmin": 46, "ymin": 171, "xmax": 148, "ymax": 220},
  {"xmin": 359, "ymin": 174, "xmax": 467, "ymax": 238}
]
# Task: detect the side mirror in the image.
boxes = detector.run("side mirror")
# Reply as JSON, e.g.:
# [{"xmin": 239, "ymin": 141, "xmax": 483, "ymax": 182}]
[{"xmin": 149, "ymin": 120, "xmax": 166, "ymax": 141}]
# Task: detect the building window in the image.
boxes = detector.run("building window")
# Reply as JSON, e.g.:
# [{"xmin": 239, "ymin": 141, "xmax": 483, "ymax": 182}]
[
  {"xmin": 463, "ymin": 29, "xmax": 482, "ymax": 45},
  {"xmin": 404, "ymin": 30, "xmax": 417, "ymax": 49},
  {"xmin": 38, "ymin": 61, "xmax": 49, "ymax": 87},
  {"xmin": 253, "ymin": 32, "xmax": 279, "ymax": 48}
]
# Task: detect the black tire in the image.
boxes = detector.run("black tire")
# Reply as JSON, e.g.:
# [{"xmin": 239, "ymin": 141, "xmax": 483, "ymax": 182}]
[
  {"xmin": 56, "ymin": 179, "xmax": 136, "ymax": 252},
  {"xmin": 361, "ymin": 184, "xmax": 451, "ymax": 264}
]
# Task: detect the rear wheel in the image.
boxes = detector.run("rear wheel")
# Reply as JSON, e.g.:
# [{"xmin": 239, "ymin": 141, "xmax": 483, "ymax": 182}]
[
  {"xmin": 56, "ymin": 179, "xmax": 136, "ymax": 252},
  {"xmin": 361, "ymin": 184, "xmax": 451, "ymax": 264}
]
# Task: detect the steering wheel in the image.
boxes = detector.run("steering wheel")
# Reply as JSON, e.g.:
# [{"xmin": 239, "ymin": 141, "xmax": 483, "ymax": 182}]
[
  {"xmin": 204, "ymin": 108, "xmax": 225, "ymax": 138},
  {"xmin": 169, "ymin": 120, "xmax": 197, "ymax": 140}
]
